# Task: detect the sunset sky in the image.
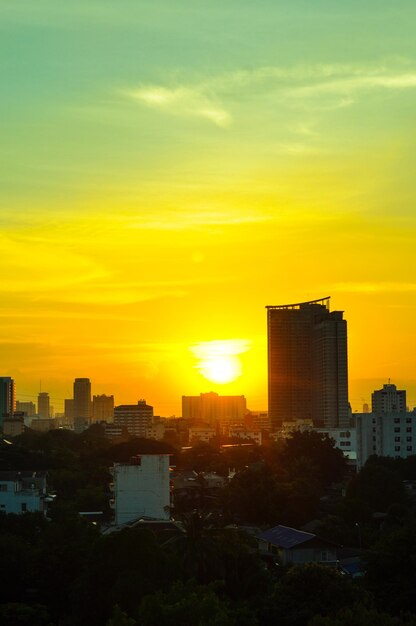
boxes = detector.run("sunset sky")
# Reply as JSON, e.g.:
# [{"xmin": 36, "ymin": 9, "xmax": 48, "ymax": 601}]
[{"xmin": 1, "ymin": 1, "xmax": 416, "ymax": 414}]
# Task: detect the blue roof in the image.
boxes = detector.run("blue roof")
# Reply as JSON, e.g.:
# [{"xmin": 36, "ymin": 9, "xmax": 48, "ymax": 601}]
[{"xmin": 259, "ymin": 525, "xmax": 315, "ymax": 549}]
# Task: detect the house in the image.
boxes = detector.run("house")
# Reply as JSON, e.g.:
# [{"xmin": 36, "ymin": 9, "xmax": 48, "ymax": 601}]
[
  {"xmin": 0, "ymin": 471, "xmax": 49, "ymax": 515},
  {"xmin": 259, "ymin": 524, "xmax": 338, "ymax": 566}
]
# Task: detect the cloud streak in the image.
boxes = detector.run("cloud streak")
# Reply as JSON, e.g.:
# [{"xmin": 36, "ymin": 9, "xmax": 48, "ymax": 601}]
[
  {"xmin": 127, "ymin": 85, "xmax": 231, "ymax": 127},
  {"xmin": 126, "ymin": 61, "xmax": 416, "ymax": 124}
]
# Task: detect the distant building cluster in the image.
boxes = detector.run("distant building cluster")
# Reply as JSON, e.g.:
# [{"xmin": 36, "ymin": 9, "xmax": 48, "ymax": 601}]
[{"xmin": 1, "ymin": 296, "xmax": 415, "ymax": 517}]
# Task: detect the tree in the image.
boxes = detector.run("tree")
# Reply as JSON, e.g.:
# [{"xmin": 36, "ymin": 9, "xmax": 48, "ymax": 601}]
[
  {"xmin": 138, "ymin": 581, "xmax": 235, "ymax": 626},
  {"xmin": 280, "ymin": 431, "xmax": 347, "ymax": 487},
  {"xmin": 346, "ymin": 461, "xmax": 407, "ymax": 514},
  {"xmin": 309, "ymin": 605, "xmax": 416, "ymax": 626},
  {"xmin": 365, "ymin": 523, "xmax": 416, "ymax": 615},
  {"xmin": 223, "ymin": 463, "xmax": 284, "ymax": 525},
  {"xmin": 261, "ymin": 563, "xmax": 368, "ymax": 626}
]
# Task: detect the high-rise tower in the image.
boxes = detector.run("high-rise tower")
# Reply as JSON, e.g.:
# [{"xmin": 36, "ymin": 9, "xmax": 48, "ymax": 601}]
[
  {"xmin": 0, "ymin": 377, "xmax": 16, "ymax": 427},
  {"xmin": 37, "ymin": 392, "xmax": 50, "ymax": 418},
  {"xmin": 73, "ymin": 378, "xmax": 92, "ymax": 425},
  {"xmin": 266, "ymin": 297, "xmax": 349, "ymax": 429}
]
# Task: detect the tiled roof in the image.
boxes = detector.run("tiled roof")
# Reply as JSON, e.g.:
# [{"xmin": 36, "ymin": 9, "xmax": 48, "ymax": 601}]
[{"xmin": 259, "ymin": 525, "xmax": 315, "ymax": 549}]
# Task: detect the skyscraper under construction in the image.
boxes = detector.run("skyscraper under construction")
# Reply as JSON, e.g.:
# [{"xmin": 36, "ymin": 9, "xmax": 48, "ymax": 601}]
[{"xmin": 266, "ymin": 297, "xmax": 349, "ymax": 429}]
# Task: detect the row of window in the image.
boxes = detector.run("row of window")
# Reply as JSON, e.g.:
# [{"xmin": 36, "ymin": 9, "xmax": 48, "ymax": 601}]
[{"xmin": 373, "ymin": 446, "xmax": 413, "ymax": 452}]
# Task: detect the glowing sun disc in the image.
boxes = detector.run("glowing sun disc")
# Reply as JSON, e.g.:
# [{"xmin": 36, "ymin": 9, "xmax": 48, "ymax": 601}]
[
  {"xmin": 199, "ymin": 355, "xmax": 242, "ymax": 384},
  {"xmin": 190, "ymin": 339, "xmax": 249, "ymax": 384}
]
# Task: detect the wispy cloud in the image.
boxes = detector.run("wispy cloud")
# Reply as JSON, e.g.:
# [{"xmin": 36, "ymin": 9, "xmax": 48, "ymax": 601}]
[
  {"xmin": 126, "ymin": 60, "xmax": 416, "ymax": 124},
  {"xmin": 126, "ymin": 209, "xmax": 272, "ymax": 230},
  {"xmin": 127, "ymin": 85, "xmax": 231, "ymax": 127}
]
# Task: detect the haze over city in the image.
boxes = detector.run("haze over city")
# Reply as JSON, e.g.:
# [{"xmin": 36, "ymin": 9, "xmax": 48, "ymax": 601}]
[{"xmin": 1, "ymin": 2, "xmax": 416, "ymax": 413}]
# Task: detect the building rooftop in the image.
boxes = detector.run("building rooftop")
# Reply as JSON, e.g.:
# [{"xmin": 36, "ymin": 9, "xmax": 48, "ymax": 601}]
[
  {"xmin": 266, "ymin": 296, "xmax": 330, "ymax": 310},
  {"xmin": 259, "ymin": 525, "xmax": 316, "ymax": 549}
]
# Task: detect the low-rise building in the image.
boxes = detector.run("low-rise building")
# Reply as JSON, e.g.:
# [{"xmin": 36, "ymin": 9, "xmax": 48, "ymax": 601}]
[
  {"xmin": 228, "ymin": 428, "xmax": 262, "ymax": 446},
  {"xmin": 259, "ymin": 524, "xmax": 338, "ymax": 567},
  {"xmin": 189, "ymin": 426, "xmax": 216, "ymax": 443},
  {"xmin": 2, "ymin": 415, "xmax": 25, "ymax": 437},
  {"xmin": 31, "ymin": 418, "xmax": 57, "ymax": 432},
  {"xmin": 0, "ymin": 471, "xmax": 48, "ymax": 515},
  {"xmin": 110, "ymin": 455, "xmax": 171, "ymax": 525}
]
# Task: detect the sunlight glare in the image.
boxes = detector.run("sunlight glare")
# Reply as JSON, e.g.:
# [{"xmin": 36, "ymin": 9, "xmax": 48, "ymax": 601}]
[{"xmin": 190, "ymin": 339, "xmax": 250, "ymax": 384}]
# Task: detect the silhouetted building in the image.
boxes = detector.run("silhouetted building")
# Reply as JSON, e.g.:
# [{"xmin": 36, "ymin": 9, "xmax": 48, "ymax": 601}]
[
  {"xmin": 64, "ymin": 398, "xmax": 74, "ymax": 422},
  {"xmin": 73, "ymin": 378, "xmax": 92, "ymax": 427},
  {"xmin": 16, "ymin": 401, "xmax": 36, "ymax": 417},
  {"xmin": 114, "ymin": 400, "xmax": 153, "ymax": 437},
  {"xmin": 372, "ymin": 383, "xmax": 406, "ymax": 414},
  {"xmin": 182, "ymin": 392, "xmax": 247, "ymax": 427},
  {"xmin": 266, "ymin": 297, "xmax": 349, "ymax": 429},
  {"xmin": 0, "ymin": 377, "xmax": 16, "ymax": 427},
  {"xmin": 92, "ymin": 394, "xmax": 114, "ymax": 422},
  {"xmin": 37, "ymin": 392, "xmax": 50, "ymax": 418}
]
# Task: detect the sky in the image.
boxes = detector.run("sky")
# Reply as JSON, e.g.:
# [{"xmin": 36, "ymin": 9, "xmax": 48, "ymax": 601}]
[{"xmin": 1, "ymin": 0, "xmax": 416, "ymax": 414}]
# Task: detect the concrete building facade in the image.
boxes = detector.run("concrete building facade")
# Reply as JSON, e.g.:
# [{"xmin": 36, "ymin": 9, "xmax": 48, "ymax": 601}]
[
  {"xmin": 110, "ymin": 455, "xmax": 170, "ymax": 524},
  {"xmin": 357, "ymin": 411, "xmax": 416, "ymax": 469}
]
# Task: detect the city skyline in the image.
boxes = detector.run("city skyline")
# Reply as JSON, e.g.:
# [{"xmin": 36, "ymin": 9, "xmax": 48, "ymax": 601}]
[{"xmin": 1, "ymin": 2, "xmax": 415, "ymax": 415}]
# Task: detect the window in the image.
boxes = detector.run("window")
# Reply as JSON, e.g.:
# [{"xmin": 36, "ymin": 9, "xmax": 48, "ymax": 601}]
[
  {"xmin": 394, "ymin": 418, "xmax": 400, "ymax": 424},
  {"xmin": 395, "ymin": 437, "xmax": 401, "ymax": 442},
  {"xmin": 407, "ymin": 447, "xmax": 413, "ymax": 452},
  {"xmin": 373, "ymin": 436, "xmax": 376, "ymax": 442},
  {"xmin": 395, "ymin": 446, "xmax": 401, "ymax": 452},
  {"xmin": 0, "ymin": 484, "xmax": 7, "ymax": 492},
  {"xmin": 372, "ymin": 427, "xmax": 376, "ymax": 433},
  {"xmin": 407, "ymin": 427, "xmax": 412, "ymax": 433},
  {"xmin": 372, "ymin": 419, "xmax": 376, "ymax": 424},
  {"xmin": 373, "ymin": 445, "xmax": 377, "ymax": 451},
  {"xmin": 21, "ymin": 503, "xmax": 27, "ymax": 513},
  {"xmin": 406, "ymin": 418, "xmax": 412, "ymax": 423},
  {"xmin": 407, "ymin": 437, "xmax": 412, "ymax": 442},
  {"xmin": 394, "ymin": 427, "xmax": 400, "ymax": 433},
  {"xmin": 321, "ymin": 550, "xmax": 329, "ymax": 562}
]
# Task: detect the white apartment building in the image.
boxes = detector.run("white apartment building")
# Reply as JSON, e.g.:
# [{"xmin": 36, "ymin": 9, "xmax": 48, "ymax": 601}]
[
  {"xmin": 316, "ymin": 427, "xmax": 357, "ymax": 461},
  {"xmin": 110, "ymin": 455, "xmax": 171, "ymax": 525},
  {"xmin": 356, "ymin": 412, "xmax": 416, "ymax": 469}
]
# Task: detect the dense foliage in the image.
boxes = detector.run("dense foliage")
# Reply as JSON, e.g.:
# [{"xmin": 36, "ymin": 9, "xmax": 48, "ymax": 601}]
[{"xmin": 1, "ymin": 428, "xmax": 416, "ymax": 624}]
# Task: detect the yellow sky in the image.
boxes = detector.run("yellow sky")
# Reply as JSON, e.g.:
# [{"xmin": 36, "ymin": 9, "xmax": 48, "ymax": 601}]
[{"xmin": 1, "ymin": 2, "xmax": 415, "ymax": 413}]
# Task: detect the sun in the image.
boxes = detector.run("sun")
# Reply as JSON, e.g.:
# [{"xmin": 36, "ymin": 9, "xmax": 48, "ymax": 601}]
[
  {"xmin": 199, "ymin": 355, "xmax": 242, "ymax": 384},
  {"xmin": 190, "ymin": 339, "xmax": 249, "ymax": 384}
]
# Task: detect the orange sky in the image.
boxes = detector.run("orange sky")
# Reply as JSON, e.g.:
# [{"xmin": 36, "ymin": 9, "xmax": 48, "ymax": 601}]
[{"xmin": 1, "ymin": 2, "xmax": 415, "ymax": 414}]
